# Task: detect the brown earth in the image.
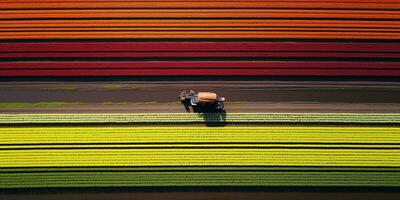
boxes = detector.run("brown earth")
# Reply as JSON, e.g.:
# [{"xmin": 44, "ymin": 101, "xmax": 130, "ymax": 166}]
[
  {"xmin": 2, "ymin": 102, "xmax": 400, "ymax": 113},
  {"xmin": 0, "ymin": 81, "xmax": 399, "ymax": 113}
]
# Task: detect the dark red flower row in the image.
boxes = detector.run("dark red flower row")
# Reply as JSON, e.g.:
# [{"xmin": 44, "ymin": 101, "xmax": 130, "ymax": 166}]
[{"xmin": 1, "ymin": 42, "xmax": 399, "ymax": 77}]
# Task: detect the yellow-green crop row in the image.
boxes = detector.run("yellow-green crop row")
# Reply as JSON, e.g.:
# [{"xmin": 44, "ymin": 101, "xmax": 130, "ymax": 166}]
[
  {"xmin": 1, "ymin": 148, "xmax": 399, "ymax": 167},
  {"xmin": 0, "ymin": 113, "xmax": 399, "ymax": 124},
  {"xmin": 1, "ymin": 126, "xmax": 399, "ymax": 168},
  {"xmin": 1, "ymin": 126, "xmax": 399, "ymax": 144},
  {"xmin": 1, "ymin": 126, "xmax": 399, "ymax": 188}
]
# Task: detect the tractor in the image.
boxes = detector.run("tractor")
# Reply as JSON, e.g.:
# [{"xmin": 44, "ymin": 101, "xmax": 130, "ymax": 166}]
[{"xmin": 178, "ymin": 90, "xmax": 225, "ymax": 112}]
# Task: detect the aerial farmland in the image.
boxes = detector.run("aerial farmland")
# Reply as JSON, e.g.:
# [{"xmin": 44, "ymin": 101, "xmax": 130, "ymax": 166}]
[{"xmin": 0, "ymin": 0, "xmax": 400, "ymax": 199}]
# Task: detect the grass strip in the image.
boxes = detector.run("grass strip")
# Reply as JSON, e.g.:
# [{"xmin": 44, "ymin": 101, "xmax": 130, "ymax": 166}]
[{"xmin": 0, "ymin": 102, "xmax": 81, "ymax": 108}]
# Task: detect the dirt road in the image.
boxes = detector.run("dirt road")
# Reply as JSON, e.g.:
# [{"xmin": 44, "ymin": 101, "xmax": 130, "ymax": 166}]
[{"xmin": 1, "ymin": 81, "xmax": 399, "ymax": 113}]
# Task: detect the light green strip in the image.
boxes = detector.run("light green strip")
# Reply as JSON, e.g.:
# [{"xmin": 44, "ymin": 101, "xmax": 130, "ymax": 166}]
[{"xmin": 0, "ymin": 113, "xmax": 400, "ymax": 124}]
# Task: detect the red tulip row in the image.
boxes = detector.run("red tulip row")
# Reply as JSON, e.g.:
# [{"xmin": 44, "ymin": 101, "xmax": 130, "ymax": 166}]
[
  {"xmin": 0, "ymin": 61, "xmax": 399, "ymax": 76},
  {"xmin": 1, "ymin": 42, "xmax": 399, "ymax": 53},
  {"xmin": 1, "ymin": 42, "xmax": 399, "ymax": 77}
]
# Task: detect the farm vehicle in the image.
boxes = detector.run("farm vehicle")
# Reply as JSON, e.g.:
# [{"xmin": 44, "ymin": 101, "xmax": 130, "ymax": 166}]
[{"xmin": 179, "ymin": 90, "xmax": 225, "ymax": 112}]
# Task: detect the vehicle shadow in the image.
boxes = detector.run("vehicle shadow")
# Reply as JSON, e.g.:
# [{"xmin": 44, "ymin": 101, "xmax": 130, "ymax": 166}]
[
  {"xmin": 180, "ymin": 98, "xmax": 227, "ymax": 127},
  {"xmin": 192, "ymin": 105, "xmax": 227, "ymax": 127}
]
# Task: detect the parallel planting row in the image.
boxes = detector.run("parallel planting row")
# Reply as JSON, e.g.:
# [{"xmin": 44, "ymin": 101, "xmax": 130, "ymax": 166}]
[
  {"xmin": 1, "ymin": 1, "xmax": 400, "ymax": 78},
  {"xmin": 1, "ymin": 42, "xmax": 400, "ymax": 77},
  {"xmin": 1, "ymin": 0, "xmax": 400, "ymax": 39},
  {"xmin": 1, "ymin": 126, "xmax": 399, "ymax": 188},
  {"xmin": 3, "ymin": 42, "xmax": 399, "ymax": 59},
  {"xmin": 2, "ymin": 61, "xmax": 398, "ymax": 77},
  {"xmin": 2, "ymin": 168, "xmax": 399, "ymax": 188}
]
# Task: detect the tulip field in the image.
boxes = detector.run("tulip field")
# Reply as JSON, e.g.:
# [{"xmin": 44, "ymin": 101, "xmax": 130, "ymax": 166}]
[
  {"xmin": 2, "ymin": 0, "xmax": 400, "ymax": 77},
  {"xmin": 2, "ymin": 169, "xmax": 400, "ymax": 188},
  {"xmin": 1, "ymin": 42, "xmax": 400, "ymax": 77},
  {"xmin": 1, "ymin": 114, "xmax": 400, "ymax": 189},
  {"xmin": 2, "ymin": 0, "xmax": 400, "ymax": 40},
  {"xmin": 1, "ymin": 0, "xmax": 400, "ymax": 194}
]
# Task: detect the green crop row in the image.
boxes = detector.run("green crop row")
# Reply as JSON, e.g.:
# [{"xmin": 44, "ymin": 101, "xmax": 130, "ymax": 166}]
[
  {"xmin": 0, "ymin": 113, "xmax": 399, "ymax": 124},
  {"xmin": 1, "ymin": 170, "xmax": 399, "ymax": 188}
]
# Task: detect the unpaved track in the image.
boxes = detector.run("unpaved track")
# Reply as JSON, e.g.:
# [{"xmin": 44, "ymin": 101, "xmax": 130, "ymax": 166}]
[
  {"xmin": 2, "ymin": 102, "xmax": 400, "ymax": 114},
  {"xmin": 1, "ymin": 81, "xmax": 399, "ymax": 113}
]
